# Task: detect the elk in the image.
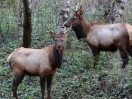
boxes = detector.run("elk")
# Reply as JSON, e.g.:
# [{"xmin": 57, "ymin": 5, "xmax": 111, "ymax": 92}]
[
  {"xmin": 7, "ymin": 27, "xmax": 70, "ymax": 99},
  {"xmin": 64, "ymin": 6, "xmax": 132, "ymax": 69}
]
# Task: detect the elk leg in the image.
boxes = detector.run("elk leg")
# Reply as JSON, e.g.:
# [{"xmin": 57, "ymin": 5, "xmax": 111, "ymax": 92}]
[
  {"xmin": 119, "ymin": 48, "xmax": 129, "ymax": 68},
  {"xmin": 91, "ymin": 47, "xmax": 100, "ymax": 69},
  {"xmin": 40, "ymin": 76, "xmax": 45, "ymax": 99},
  {"xmin": 47, "ymin": 75, "xmax": 53, "ymax": 99},
  {"xmin": 127, "ymin": 46, "xmax": 132, "ymax": 57},
  {"xmin": 12, "ymin": 73, "xmax": 24, "ymax": 99}
]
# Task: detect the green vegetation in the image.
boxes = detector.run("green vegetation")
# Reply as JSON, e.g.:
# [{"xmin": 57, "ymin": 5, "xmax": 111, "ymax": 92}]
[{"xmin": 0, "ymin": 0, "xmax": 132, "ymax": 99}]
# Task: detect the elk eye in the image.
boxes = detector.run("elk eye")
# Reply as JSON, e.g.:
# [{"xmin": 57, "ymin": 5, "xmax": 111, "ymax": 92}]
[
  {"xmin": 72, "ymin": 17, "xmax": 76, "ymax": 20},
  {"xmin": 60, "ymin": 40, "xmax": 63, "ymax": 42},
  {"xmin": 55, "ymin": 39, "xmax": 58, "ymax": 42}
]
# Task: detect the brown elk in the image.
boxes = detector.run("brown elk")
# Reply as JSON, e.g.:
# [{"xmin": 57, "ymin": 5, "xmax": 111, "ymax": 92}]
[
  {"xmin": 64, "ymin": 6, "xmax": 132, "ymax": 68},
  {"xmin": 7, "ymin": 27, "xmax": 70, "ymax": 99}
]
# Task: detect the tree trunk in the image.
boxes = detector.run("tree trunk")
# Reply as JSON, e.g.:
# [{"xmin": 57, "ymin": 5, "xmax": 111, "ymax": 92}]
[
  {"xmin": 56, "ymin": 0, "xmax": 71, "ymax": 34},
  {"xmin": 106, "ymin": 0, "xmax": 127, "ymax": 23},
  {"xmin": 30, "ymin": 0, "xmax": 40, "ymax": 9},
  {"xmin": 17, "ymin": 0, "xmax": 23, "ymax": 47},
  {"xmin": 22, "ymin": 0, "xmax": 32, "ymax": 48},
  {"xmin": 96, "ymin": 0, "xmax": 112, "ymax": 21}
]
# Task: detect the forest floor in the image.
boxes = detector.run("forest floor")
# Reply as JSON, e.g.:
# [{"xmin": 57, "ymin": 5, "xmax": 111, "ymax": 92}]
[{"xmin": 0, "ymin": 43, "xmax": 132, "ymax": 99}]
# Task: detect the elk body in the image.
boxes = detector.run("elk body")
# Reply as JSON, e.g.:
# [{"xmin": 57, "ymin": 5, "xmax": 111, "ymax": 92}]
[
  {"xmin": 64, "ymin": 6, "xmax": 132, "ymax": 68},
  {"xmin": 7, "ymin": 30, "xmax": 69, "ymax": 99}
]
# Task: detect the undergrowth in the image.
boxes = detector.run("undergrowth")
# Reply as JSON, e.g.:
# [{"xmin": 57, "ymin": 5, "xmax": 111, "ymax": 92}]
[
  {"xmin": 0, "ymin": 0, "xmax": 132, "ymax": 98},
  {"xmin": 0, "ymin": 39, "xmax": 132, "ymax": 99}
]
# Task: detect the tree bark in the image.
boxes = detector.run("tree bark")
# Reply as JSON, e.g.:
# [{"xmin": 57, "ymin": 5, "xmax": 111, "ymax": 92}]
[
  {"xmin": 56, "ymin": 0, "xmax": 71, "ymax": 34},
  {"xmin": 106, "ymin": 0, "xmax": 127, "ymax": 23},
  {"xmin": 96, "ymin": 0, "xmax": 112, "ymax": 21},
  {"xmin": 17, "ymin": 0, "xmax": 23, "ymax": 47},
  {"xmin": 18, "ymin": 0, "xmax": 23, "ymax": 38},
  {"xmin": 22, "ymin": 0, "xmax": 32, "ymax": 48},
  {"xmin": 30, "ymin": 0, "xmax": 40, "ymax": 9}
]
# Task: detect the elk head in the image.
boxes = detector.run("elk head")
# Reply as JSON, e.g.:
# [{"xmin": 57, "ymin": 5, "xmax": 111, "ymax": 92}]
[
  {"xmin": 64, "ymin": 6, "xmax": 83, "ymax": 28},
  {"xmin": 47, "ymin": 25, "xmax": 70, "ymax": 51}
]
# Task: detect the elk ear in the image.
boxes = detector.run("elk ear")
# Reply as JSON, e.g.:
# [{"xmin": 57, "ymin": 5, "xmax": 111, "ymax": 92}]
[
  {"xmin": 79, "ymin": 10, "xmax": 83, "ymax": 19},
  {"xmin": 77, "ymin": 9, "xmax": 83, "ymax": 18},
  {"xmin": 79, "ymin": 9, "xmax": 83, "ymax": 15},
  {"xmin": 76, "ymin": 5, "xmax": 83, "ymax": 15},
  {"xmin": 63, "ymin": 32, "xmax": 68, "ymax": 40},
  {"xmin": 49, "ymin": 31, "xmax": 56, "ymax": 39},
  {"xmin": 63, "ymin": 26, "xmax": 71, "ymax": 39}
]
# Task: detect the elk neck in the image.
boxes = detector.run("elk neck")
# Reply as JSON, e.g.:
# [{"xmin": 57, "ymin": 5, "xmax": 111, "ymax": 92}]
[
  {"xmin": 49, "ymin": 44, "xmax": 65, "ymax": 69},
  {"xmin": 72, "ymin": 17, "xmax": 90, "ymax": 40}
]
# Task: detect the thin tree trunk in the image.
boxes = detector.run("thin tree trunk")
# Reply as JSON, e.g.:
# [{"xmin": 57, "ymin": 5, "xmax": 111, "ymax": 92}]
[
  {"xmin": 17, "ymin": 0, "xmax": 23, "ymax": 47},
  {"xmin": 56, "ymin": 0, "xmax": 71, "ymax": 34},
  {"xmin": 106, "ymin": 0, "xmax": 127, "ymax": 23},
  {"xmin": 23, "ymin": 0, "xmax": 32, "ymax": 48},
  {"xmin": 18, "ymin": 0, "xmax": 23, "ymax": 37}
]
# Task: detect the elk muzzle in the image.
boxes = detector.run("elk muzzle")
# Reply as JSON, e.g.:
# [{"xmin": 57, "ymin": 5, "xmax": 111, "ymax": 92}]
[
  {"xmin": 56, "ymin": 40, "xmax": 63, "ymax": 50},
  {"xmin": 64, "ymin": 20, "xmax": 71, "ymax": 27}
]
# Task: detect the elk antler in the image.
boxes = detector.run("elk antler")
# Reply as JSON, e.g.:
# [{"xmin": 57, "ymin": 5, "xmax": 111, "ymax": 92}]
[
  {"xmin": 71, "ymin": 8, "xmax": 76, "ymax": 12},
  {"xmin": 80, "ymin": 0, "xmax": 83, "ymax": 6},
  {"xmin": 77, "ymin": 5, "xmax": 82, "ymax": 12},
  {"xmin": 46, "ymin": 25, "xmax": 54, "ymax": 33},
  {"xmin": 75, "ymin": 1, "xmax": 83, "ymax": 12},
  {"xmin": 75, "ymin": 3, "xmax": 79, "ymax": 11}
]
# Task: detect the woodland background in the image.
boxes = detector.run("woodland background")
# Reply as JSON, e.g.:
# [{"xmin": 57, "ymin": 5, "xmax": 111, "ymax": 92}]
[{"xmin": 0, "ymin": 0, "xmax": 132, "ymax": 99}]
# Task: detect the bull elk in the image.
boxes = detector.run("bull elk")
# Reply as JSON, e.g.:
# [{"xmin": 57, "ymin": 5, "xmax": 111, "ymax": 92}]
[
  {"xmin": 64, "ymin": 6, "xmax": 132, "ymax": 68},
  {"xmin": 7, "ymin": 27, "xmax": 70, "ymax": 99}
]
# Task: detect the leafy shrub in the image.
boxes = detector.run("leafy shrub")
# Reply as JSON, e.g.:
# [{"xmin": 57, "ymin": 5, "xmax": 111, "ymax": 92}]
[{"xmin": 1, "ymin": 0, "xmax": 132, "ymax": 98}]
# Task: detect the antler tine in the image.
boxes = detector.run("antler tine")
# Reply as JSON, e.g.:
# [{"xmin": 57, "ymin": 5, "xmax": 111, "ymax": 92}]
[
  {"xmin": 75, "ymin": 3, "xmax": 79, "ymax": 11},
  {"xmin": 76, "ymin": 1, "xmax": 83, "ymax": 12},
  {"xmin": 78, "ymin": 5, "xmax": 82, "ymax": 11},
  {"xmin": 46, "ymin": 25, "xmax": 54, "ymax": 33},
  {"xmin": 72, "ymin": 8, "xmax": 76, "ymax": 12},
  {"xmin": 80, "ymin": 0, "xmax": 83, "ymax": 6},
  {"xmin": 76, "ymin": 0, "xmax": 83, "ymax": 11}
]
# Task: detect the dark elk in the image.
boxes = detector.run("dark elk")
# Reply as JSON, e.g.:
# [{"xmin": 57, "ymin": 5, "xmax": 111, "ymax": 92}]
[
  {"xmin": 7, "ymin": 26, "xmax": 70, "ymax": 99},
  {"xmin": 64, "ymin": 6, "xmax": 132, "ymax": 69}
]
